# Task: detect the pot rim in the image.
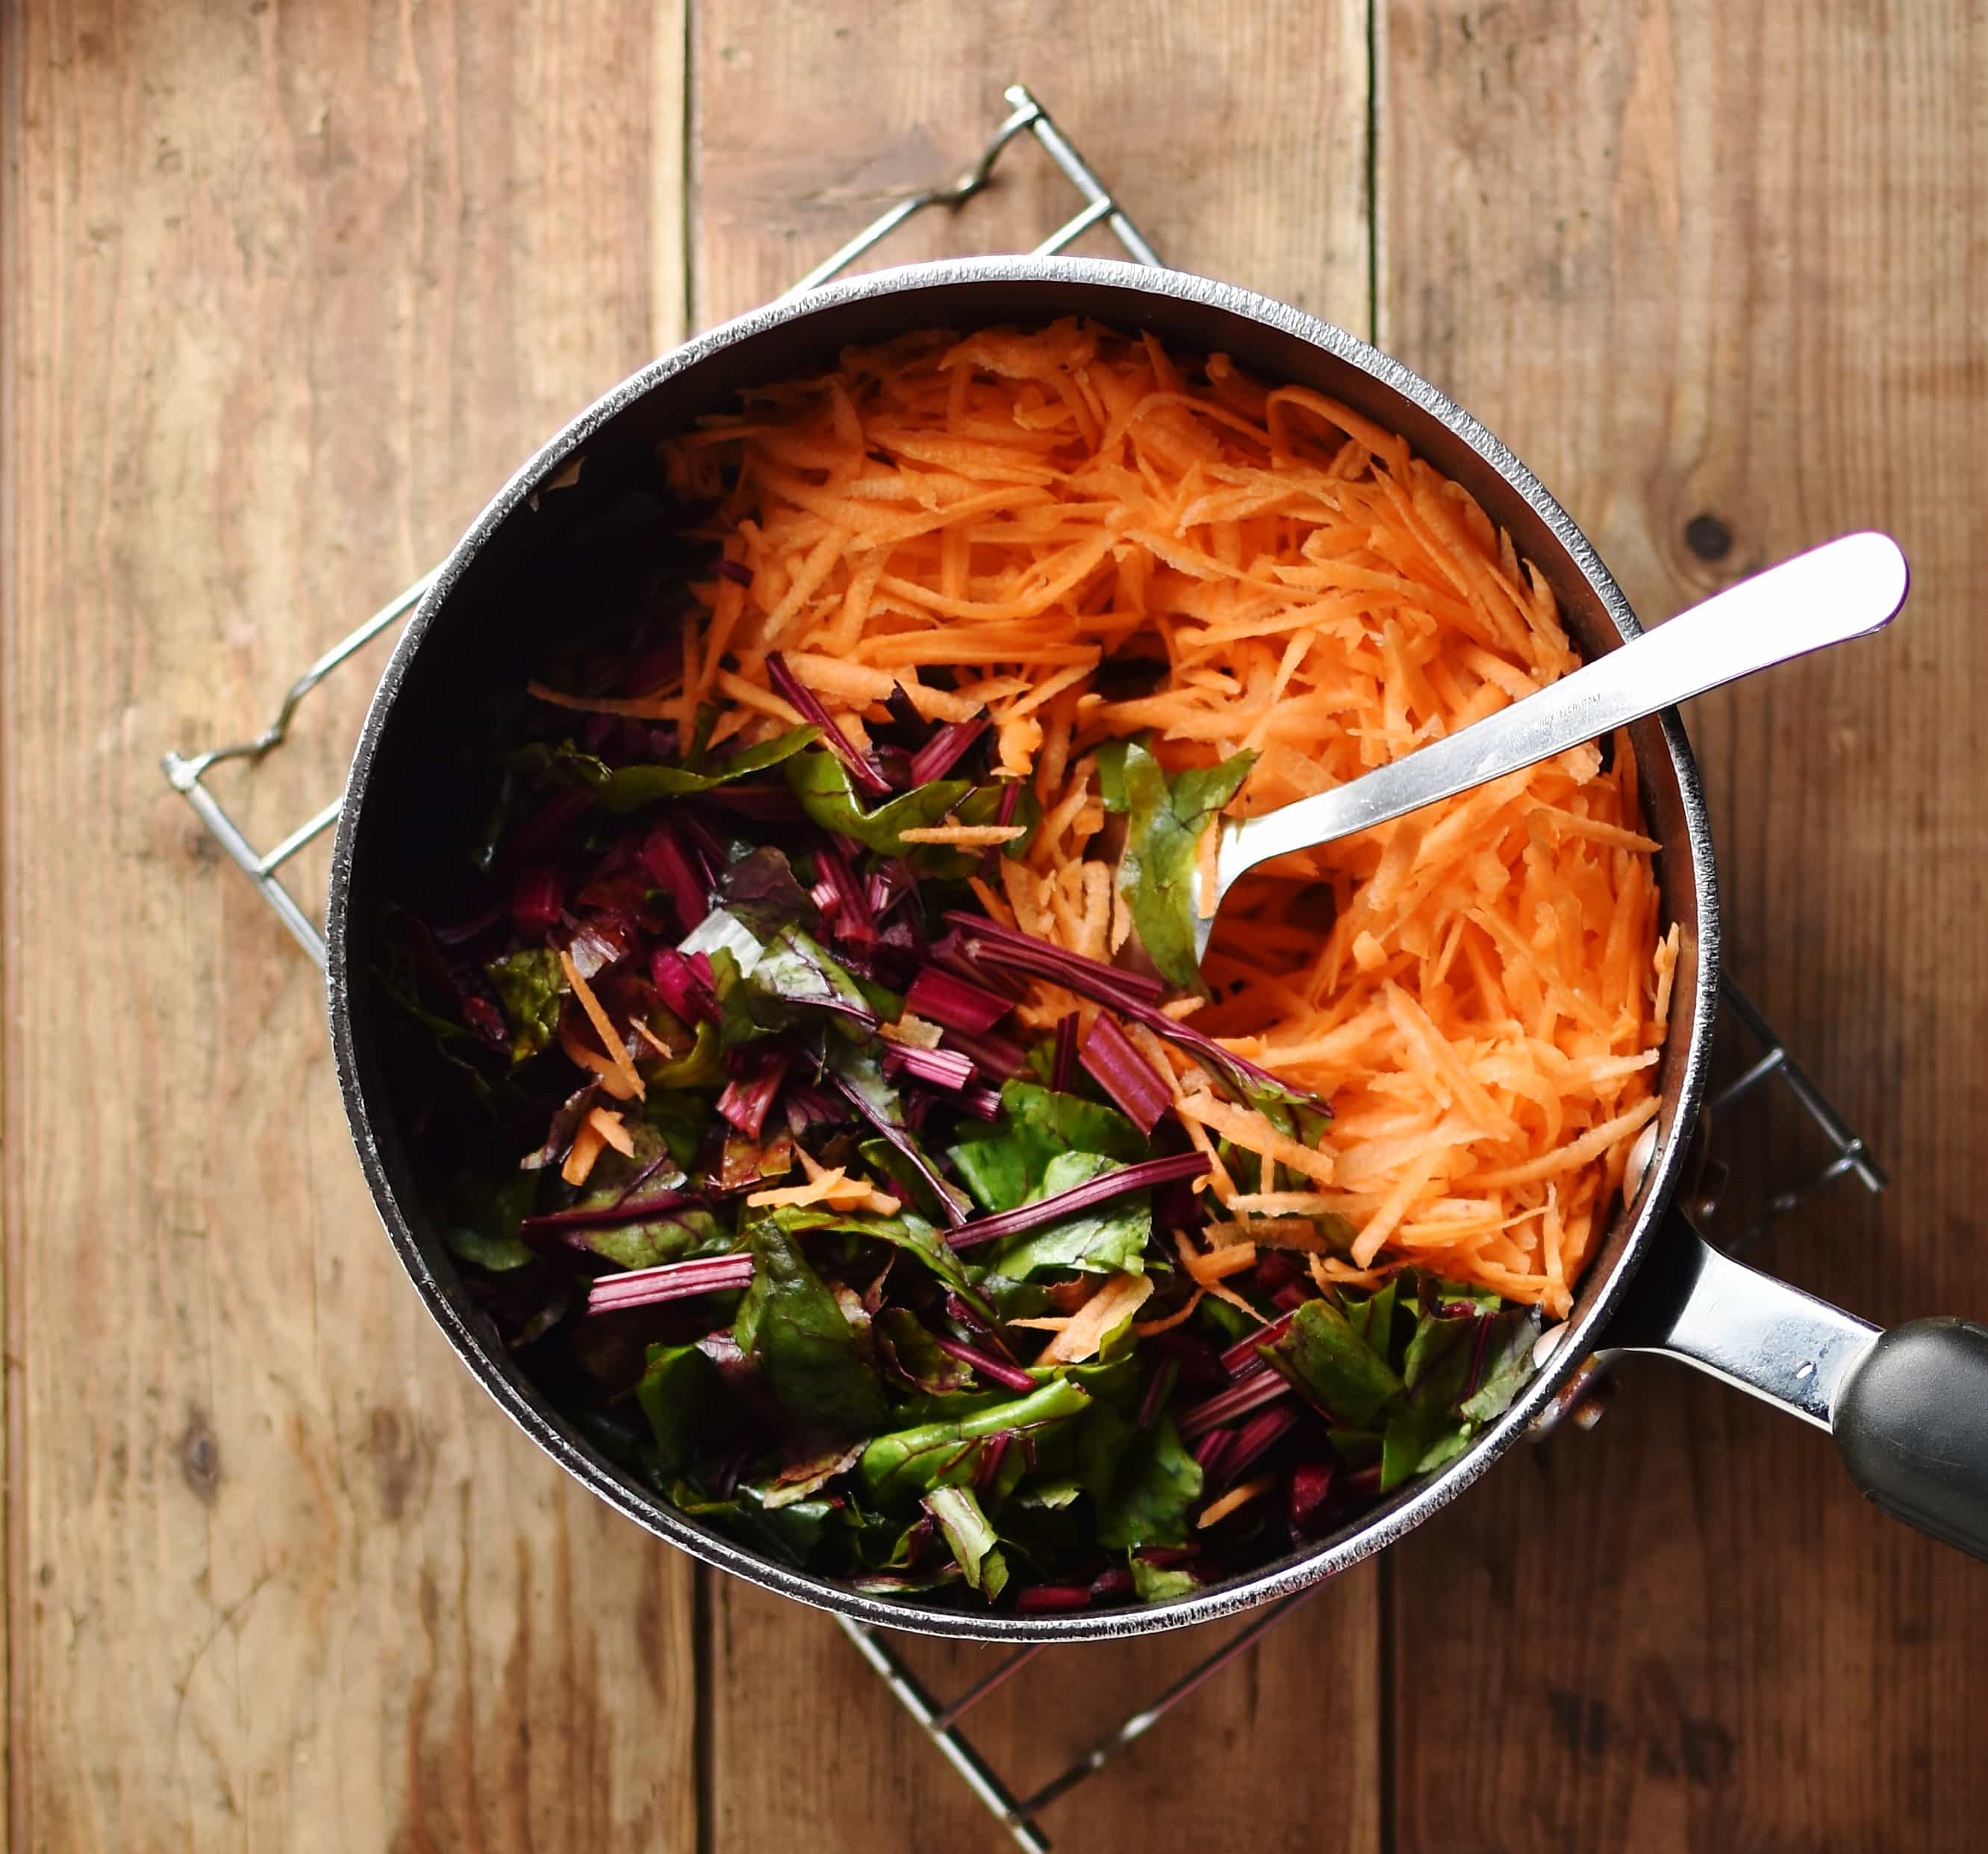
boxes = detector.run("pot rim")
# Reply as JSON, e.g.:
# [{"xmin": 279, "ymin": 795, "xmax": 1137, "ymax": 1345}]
[{"xmin": 326, "ymin": 254, "xmax": 1720, "ymax": 1641}]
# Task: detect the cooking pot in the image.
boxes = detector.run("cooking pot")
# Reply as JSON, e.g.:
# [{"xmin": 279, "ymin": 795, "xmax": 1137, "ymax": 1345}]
[{"xmin": 326, "ymin": 256, "xmax": 1988, "ymax": 1640}]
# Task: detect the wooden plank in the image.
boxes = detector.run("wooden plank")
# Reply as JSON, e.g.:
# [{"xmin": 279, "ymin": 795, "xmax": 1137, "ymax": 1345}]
[
  {"xmin": 688, "ymin": 7, "xmax": 1379, "ymax": 1850},
  {"xmin": 1379, "ymin": 2, "xmax": 1988, "ymax": 1847},
  {"xmin": 712, "ymin": 1590, "xmax": 1377, "ymax": 1853},
  {"xmin": 1, "ymin": 4, "xmax": 696, "ymax": 1850},
  {"xmin": 691, "ymin": 1, "xmax": 1371, "ymax": 329}
]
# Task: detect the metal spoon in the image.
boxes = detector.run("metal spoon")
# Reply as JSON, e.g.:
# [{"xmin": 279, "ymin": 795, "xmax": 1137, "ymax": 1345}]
[{"xmin": 1195, "ymin": 530, "xmax": 1910, "ymax": 962}]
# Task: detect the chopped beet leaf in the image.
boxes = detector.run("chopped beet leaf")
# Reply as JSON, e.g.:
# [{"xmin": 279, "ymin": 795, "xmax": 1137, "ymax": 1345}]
[{"xmin": 387, "ymin": 526, "xmax": 1551, "ymax": 1612}]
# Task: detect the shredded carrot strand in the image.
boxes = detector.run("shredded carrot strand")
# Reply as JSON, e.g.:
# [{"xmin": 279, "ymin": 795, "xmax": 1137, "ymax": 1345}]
[
  {"xmin": 1197, "ymin": 1475, "xmax": 1277, "ymax": 1529},
  {"xmin": 585, "ymin": 1107, "xmax": 635, "ymax": 1157},
  {"xmin": 558, "ymin": 951, "xmax": 646, "ymax": 1101},
  {"xmin": 561, "ymin": 1121, "xmax": 607, "ymax": 1188}
]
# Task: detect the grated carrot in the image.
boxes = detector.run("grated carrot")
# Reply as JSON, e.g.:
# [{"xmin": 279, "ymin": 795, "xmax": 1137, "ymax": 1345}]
[
  {"xmin": 661, "ymin": 321, "xmax": 1668, "ymax": 1317},
  {"xmin": 1134, "ymin": 1290, "xmax": 1207, "ymax": 1337},
  {"xmin": 1175, "ymin": 1091, "xmax": 1337, "ymax": 1186},
  {"xmin": 585, "ymin": 1107, "xmax": 635, "ymax": 1157},
  {"xmin": 1206, "ymin": 1216, "xmax": 1339, "ymax": 1252},
  {"xmin": 1174, "ymin": 1231, "xmax": 1262, "ymax": 1321},
  {"xmin": 894, "ymin": 824, "xmax": 1028, "ymax": 846},
  {"xmin": 629, "ymin": 1016, "xmax": 677, "ymax": 1060},
  {"xmin": 1182, "ymin": 1242, "xmax": 1259, "ymax": 1286},
  {"xmin": 558, "ymin": 950, "xmax": 646, "ymax": 1101},
  {"xmin": 560, "ymin": 1018, "xmax": 641, "ymax": 1101},
  {"xmin": 1037, "ymin": 1272, "xmax": 1156, "ymax": 1364},
  {"xmin": 526, "ymin": 680, "xmax": 679, "ymax": 721},
  {"xmin": 1197, "ymin": 1475, "xmax": 1277, "ymax": 1529},
  {"xmin": 561, "ymin": 1120, "xmax": 607, "ymax": 1188},
  {"xmin": 747, "ymin": 1165, "xmax": 882, "ymax": 1212}
]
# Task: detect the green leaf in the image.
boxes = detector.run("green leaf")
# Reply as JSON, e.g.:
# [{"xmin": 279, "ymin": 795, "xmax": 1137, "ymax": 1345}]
[
  {"xmin": 722, "ymin": 1486, "xmax": 847, "ymax": 1566},
  {"xmin": 1130, "ymin": 1557, "xmax": 1199, "ymax": 1603},
  {"xmin": 797, "ymin": 1204, "xmax": 983, "ymax": 1304},
  {"xmin": 753, "ymin": 1440, "xmax": 866, "ymax": 1511},
  {"xmin": 735, "ymin": 1219, "xmax": 888, "ymax": 1441},
  {"xmin": 717, "ymin": 845, "xmax": 817, "ymax": 940},
  {"xmin": 485, "ymin": 948, "xmax": 567, "ymax": 1061},
  {"xmin": 947, "ymin": 1128, "xmax": 1037, "ymax": 1217},
  {"xmin": 714, "ymin": 923, "xmax": 873, "ymax": 1046},
  {"xmin": 376, "ymin": 955, "xmax": 496, "ymax": 1106},
  {"xmin": 1381, "ymin": 1396, "xmax": 1467, "ymax": 1492},
  {"xmin": 922, "ymin": 1485, "xmax": 1007, "ymax": 1596},
  {"xmin": 803, "ymin": 1195, "xmax": 988, "ymax": 1310},
  {"xmin": 642, "ymin": 1088, "xmax": 715, "ymax": 1172},
  {"xmin": 1459, "ymin": 1307, "xmax": 1542, "ymax": 1425},
  {"xmin": 1374, "ymin": 1296, "xmax": 1542, "ymax": 1489},
  {"xmin": 635, "ymin": 1342, "xmax": 718, "ymax": 1475},
  {"xmin": 873, "ymin": 1307, "xmax": 972, "ymax": 1394},
  {"xmin": 707, "ymin": 946, "xmax": 757, "ymax": 1046},
  {"xmin": 1116, "ymin": 740, "xmax": 1256, "ymax": 992},
  {"xmin": 853, "ymin": 1134, "xmax": 961, "ymax": 1229},
  {"xmin": 859, "ymin": 1378, "xmax": 1091, "ymax": 1504},
  {"xmin": 1006, "ymin": 1082, "xmax": 1150, "ymax": 1163},
  {"xmin": 1095, "ymin": 1412, "xmax": 1203, "ymax": 1549},
  {"xmin": 753, "ymin": 923, "xmax": 875, "ymax": 1015},
  {"xmin": 593, "ymin": 724, "xmax": 821, "ymax": 810},
  {"xmin": 1194, "ymin": 1292, "xmax": 1260, "ymax": 1348},
  {"xmin": 850, "ymin": 970, "xmax": 907, "ymax": 1023},
  {"xmin": 1265, "ymin": 1298, "xmax": 1405, "ymax": 1428},
  {"xmin": 585, "ymin": 1206, "xmax": 732, "ymax": 1272},
  {"xmin": 503, "ymin": 739, "xmax": 615, "ymax": 790},
  {"xmin": 573, "ymin": 1114, "xmax": 676, "ymax": 1195},
  {"xmin": 1402, "ymin": 1308, "xmax": 1475, "ymax": 1395},
  {"xmin": 1096, "ymin": 737, "xmax": 1132, "ymax": 813},
  {"xmin": 661, "ymin": 1478, "xmax": 850, "ymax": 1569},
  {"xmin": 981, "ymin": 1152, "xmax": 1153, "ymax": 1281},
  {"xmin": 847, "ymin": 1564, "xmax": 967, "ymax": 1596},
  {"xmin": 784, "ymin": 747, "xmax": 973, "ymax": 854},
  {"xmin": 948, "ymin": 1080, "xmax": 1147, "ymax": 1213},
  {"xmin": 441, "ymin": 1225, "xmax": 535, "ymax": 1272},
  {"xmin": 470, "ymin": 768, "xmax": 519, "ymax": 875},
  {"xmin": 827, "ymin": 1036, "xmax": 900, "ymax": 1122},
  {"xmin": 1342, "ymin": 1276, "xmax": 1400, "ymax": 1363},
  {"xmin": 882, "ymin": 1384, "xmax": 1015, "ymax": 1429},
  {"xmin": 630, "ymin": 1013, "xmax": 715, "ymax": 1094},
  {"xmin": 437, "ymin": 1168, "xmax": 539, "ymax": 1272},
  {"xmin": 820, "ymin": 1042, "xmax": 973, "ymax": 1227},
  {"xmin": 1326, "ymin": 1428, "xmax": 1383, "ymax": 1469}
]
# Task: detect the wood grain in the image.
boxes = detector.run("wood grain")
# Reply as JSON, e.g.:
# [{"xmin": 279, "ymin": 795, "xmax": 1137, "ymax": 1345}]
[
  {"xmin": 1380, "ymin": 2, "xmax": 1988, "ymax": 1848},
  {"xmin": 1, "ymin": 4, "xmax": 696, "ymax": 1850},
  {"xmin": 690, "ymin": 0, "xmax": 1371, "ymax": 330},
  {"xmin": 689, "ymin": 6, "xmax": 1379, "ymax": 1850}
]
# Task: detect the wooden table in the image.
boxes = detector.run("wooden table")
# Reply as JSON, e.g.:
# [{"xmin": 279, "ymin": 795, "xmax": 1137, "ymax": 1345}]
[{"xmin": 7, "ymin": 3, "xmax": 1984, "ymax": 1847}]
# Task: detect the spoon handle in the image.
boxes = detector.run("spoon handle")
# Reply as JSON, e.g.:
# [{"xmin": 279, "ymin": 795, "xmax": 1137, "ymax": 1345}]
[{"xmin": 1212, "ymin": 531, "xmax": 1909, "ymax": 901}]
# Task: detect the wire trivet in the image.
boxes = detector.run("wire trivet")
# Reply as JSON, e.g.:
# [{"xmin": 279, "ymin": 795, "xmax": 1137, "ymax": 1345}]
[{"xmin": 161, "ymin": 83, "xmax": 1884, "ymax": 1852}]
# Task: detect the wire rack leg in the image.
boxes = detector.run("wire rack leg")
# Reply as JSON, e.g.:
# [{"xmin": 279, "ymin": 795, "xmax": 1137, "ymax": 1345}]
[
  {"xmin": 160, "ymin": 84, "xmax": 1156, "ymax": 971},
  {"xmin": 837, "ymin": 1618, "xmax": 1051, "ymax": 1854},
  {"xmin": 1009, "ymin": 1588, "xmax": 1324, "ymax": 1823}
]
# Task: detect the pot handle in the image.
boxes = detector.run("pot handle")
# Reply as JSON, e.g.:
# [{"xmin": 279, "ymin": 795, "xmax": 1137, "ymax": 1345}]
[{"xmin": 1609, "ymin": 1215, "xmax": 1988, "ymax": 1560}]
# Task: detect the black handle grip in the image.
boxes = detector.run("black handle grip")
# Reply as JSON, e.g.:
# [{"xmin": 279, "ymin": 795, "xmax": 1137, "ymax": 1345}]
[{"xmin": 1835, "ymin": 1319, "xmax": 1988, "ymax": 1561}]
